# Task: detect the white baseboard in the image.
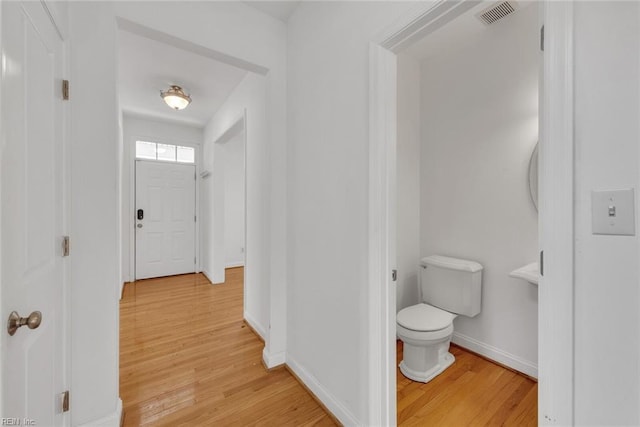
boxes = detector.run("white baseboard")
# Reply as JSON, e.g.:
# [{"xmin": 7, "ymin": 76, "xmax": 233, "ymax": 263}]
[
  {"xmin": 452, "ymin": 332, "xmax": 538, "ymax": 378},
  {"xmin": 244, "ymin": 311, "xmax": 266, "ymax": 341},
  {"xmin": 119, "ymin": 282, "xmax": 125, "ymax": 301},
  {"xmin": 262, "ymin": 348, "xmax": 286, "ymax": 368},
  {"xmin": 202, "ymin": 269, "xmax": 219, "ymax": 285},
  {"xmin": 286, "ymin": 355, "xmax": 360, "ymax": 426},
  {"xmin": 225, "ymin": 262, "xmax": 245, "ymax": 269},
  {"xmin": 78, "ymin": 398, "xmax": 122, "ymax": 427}
]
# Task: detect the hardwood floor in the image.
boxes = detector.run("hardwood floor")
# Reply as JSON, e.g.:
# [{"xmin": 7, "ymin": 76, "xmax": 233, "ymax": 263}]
[
  {"xmin": 120, "ymin": 269, "xmax": 335, "ymax": 426},
  {"xmin": 397, "ymin": 341, "xmax": 538, "ymax": 426},
  {"xmin": 121, "ymin": 269, "xmax": 537, "ymax": 426}
]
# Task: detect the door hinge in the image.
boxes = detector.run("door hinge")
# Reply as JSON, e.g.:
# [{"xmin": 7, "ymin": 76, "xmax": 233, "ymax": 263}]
[
  {"xmin": 62, "ymin": 80, "xmax": 70, "ymax": 100},
  {"xmin": 62, "ymin": 236, "xmax": 70, "ymax": 257},
  {"xmin": 391, "ymin": 269, "xmax": 397, "ymax": 281},
  {"xmin": 194, "ymin": 215, "xmax": 196, "ymax": 222},
  {"xmin": 540, "ymin": 25, "xmax": 544, "ymax": 51},
  {"xmin": 61, "ymin": 390, "xmax": 70, "ymax": 412},
  {"xmin": 540, "ymin": 250, "xmax": 544, "ymax": 276}
]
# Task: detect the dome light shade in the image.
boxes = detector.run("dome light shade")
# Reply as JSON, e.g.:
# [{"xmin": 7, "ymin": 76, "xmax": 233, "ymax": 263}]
[{"xmin": 160, "ymin": 85, "xmax": 191, "ymax": 110}]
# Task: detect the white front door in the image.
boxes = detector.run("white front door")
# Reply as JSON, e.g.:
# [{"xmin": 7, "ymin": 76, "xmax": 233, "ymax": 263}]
[
  {"xmin": 1, "ymin": 1, "xmax": 67, "ymax": 425},
  {"xmin": 135, "ymin": 161, "xmax": 196, "ymax": 279}
]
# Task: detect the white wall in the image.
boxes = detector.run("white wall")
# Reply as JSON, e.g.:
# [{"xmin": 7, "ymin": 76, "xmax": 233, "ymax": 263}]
[
  {"xmin": 417, "ymin": 4, "xmax": 539, "ymax": 375},
  {"xmin": 202, "ymin": 73, "xmax": 268, "ymax": 339},
  {"xmin": 573, "ymin": 2, "xmax": 640, "ymax": 424},
  {"xmin": 68, "ymin": 2, "xmax": 120, "ymax": 424},
  {"xmin": 121, "ymin": 114, "xmax": 203, "ymax": 284},
  {"xmin": 396, "ymin": 53, "xmax": 421, "ymax": 312},
  {"xmin": 223, "ymin": 132, "xmax": 246, "ymax": 268},
  {"xmin": 53, "ymin": 2, "xmax": 640, "ymax": 425},
  {"xmin": 286, "ymin": 2, "xmax": 640, "ymax": 423},
  {"xmin": 286, "ymin": 2, "xmax": 419, "ymax": 424},
  {"xmin": 115, "ymin": 0, "xmax": 288, "ymax": 365}
]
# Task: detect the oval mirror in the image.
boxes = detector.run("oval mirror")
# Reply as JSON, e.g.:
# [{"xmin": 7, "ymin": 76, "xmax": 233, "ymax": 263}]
[{"xmin": 528, "ymin": 143, "xmax": 539, "ymax": 212}]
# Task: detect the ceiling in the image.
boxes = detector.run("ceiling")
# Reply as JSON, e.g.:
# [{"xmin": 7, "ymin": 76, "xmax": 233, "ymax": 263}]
[
  {"xmin": 242, "ymin": 1, "xmax": 300, "ymax": 22},
  {"xmin": 118, "ymin": 29, "xmax": 247, "ymax": 127}
]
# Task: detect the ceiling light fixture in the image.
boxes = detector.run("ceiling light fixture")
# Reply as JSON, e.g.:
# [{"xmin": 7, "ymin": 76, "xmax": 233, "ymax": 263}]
[{"xmin": 160, "ymin": 85, "xmax": 191, "ymax": 110}]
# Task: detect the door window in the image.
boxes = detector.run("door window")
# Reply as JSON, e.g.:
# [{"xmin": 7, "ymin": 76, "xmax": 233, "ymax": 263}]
[{"xmin": 136, "ymin": 140, "xmax": 195, "ymax": 164}]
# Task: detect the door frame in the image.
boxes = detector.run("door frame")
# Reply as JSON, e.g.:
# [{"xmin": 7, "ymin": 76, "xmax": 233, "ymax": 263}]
[
  {"xmin": 367, "ymin": 1, "xmax": 574, "ymax": 425},
  {"xmin": 0, "ymin": 0, "xmax": 3, "ymax": 411},
  {"xmin": 127, "ymin": 133, "xmax": 202, "ymax": 283},
  {"xmin": 115, "ymin": 17, "xmax": 287, "ymax": 369},
  {"xmin": 210, "ymin": 112, "xmax": 248, "ymax": 309}
]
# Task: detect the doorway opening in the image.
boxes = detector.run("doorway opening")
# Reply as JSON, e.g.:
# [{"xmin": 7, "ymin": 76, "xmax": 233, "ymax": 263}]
[
  {"xmin": 207, "ymin": 113, "xmax": 247, "ymax": 284},
  {"xmin": 369, "ymin": 1, "xmax": 574, "ymax": 425},
  {"xmin": 117, "ymin": 22, "xmax": 248, "ymax": 286},
  {"xmin": 394, "ymin": 1, "xmax": 539, "ymax": 423},
  {"xmin": 117, "ymin": 15, "xmax": 269, "ymax": 424}
]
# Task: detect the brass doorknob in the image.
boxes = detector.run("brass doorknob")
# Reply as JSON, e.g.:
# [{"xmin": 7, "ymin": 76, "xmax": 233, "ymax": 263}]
[{"xmin": 7, "ymin": 311, "xmax": 42, "ymax": 336}]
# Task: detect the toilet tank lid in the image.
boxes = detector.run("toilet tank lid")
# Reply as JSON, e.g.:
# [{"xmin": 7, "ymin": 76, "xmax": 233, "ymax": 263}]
[{"xmin": 421, "ymin": 255, "xmax": 483, "ymax": 273}]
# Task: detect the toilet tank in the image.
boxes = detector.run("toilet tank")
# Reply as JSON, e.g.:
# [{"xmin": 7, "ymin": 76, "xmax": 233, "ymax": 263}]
[{"xmin": 420, "ymin": 255, "xmax": 483, "ymax": 317}]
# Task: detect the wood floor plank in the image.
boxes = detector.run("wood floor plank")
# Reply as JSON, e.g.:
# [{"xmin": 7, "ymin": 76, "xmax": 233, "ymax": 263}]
[
  {"xmin": 397, "ymin": 341, "xmax": 538, "ymax": 426},
  {"xmin": 502, "ymin": 383, "xmax": 538, "ymax": 427},
  {"xmin": 120, "ymin": 270, "xmax": 335, "ymax": 426}
]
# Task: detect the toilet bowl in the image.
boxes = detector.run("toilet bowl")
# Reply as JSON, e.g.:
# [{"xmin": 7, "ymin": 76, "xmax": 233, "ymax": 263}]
[
  {"xmin": 397, "ymin": 255, "xmax": 482, "ymax": 384},
  {"xmin": 397, "ymin": 303, "xmax": 457, "ymax": 383}
]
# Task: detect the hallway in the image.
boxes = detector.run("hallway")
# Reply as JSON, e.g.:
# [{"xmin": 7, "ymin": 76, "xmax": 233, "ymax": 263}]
[{"xmin": 120, "ymin": 269, "xmax": 335, "ymax": 426}]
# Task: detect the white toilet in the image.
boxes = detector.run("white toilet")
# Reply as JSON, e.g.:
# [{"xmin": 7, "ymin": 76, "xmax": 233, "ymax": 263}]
[{"xmin": 397, "ymin": 255, "xmax": 483, "ymax": 383}]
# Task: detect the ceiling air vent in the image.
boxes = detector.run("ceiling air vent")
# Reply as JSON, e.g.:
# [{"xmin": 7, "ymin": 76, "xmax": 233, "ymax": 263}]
[{"xmin": 476, "ymin": 1, "xmax": 518, "ymax": 26}]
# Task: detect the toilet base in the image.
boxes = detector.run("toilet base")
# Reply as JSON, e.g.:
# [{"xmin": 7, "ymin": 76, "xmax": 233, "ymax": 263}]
[{"xmin": 399, "ymin": 351, "xmax": 455, "ymax": 383}]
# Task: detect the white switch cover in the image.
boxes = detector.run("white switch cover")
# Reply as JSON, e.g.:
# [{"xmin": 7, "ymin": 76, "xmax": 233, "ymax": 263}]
[{"xmin": 591, "ymin": 189, "xmax": 635, "ymax": 236}]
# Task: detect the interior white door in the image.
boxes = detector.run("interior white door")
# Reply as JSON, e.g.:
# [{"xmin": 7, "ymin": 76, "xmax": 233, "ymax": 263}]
[
  {"xmin": 1, "ymin": 1, "xmax": 67, "ymax": 425},
  {"xmin": 135, "ymin": 161, "xmax": 196, "ymax": 280}
]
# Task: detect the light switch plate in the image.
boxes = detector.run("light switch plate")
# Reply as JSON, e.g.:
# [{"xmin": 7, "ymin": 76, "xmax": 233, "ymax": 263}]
[{"xmin": 591, "ymin": 189, "xmax": 636, "ymax": 236}]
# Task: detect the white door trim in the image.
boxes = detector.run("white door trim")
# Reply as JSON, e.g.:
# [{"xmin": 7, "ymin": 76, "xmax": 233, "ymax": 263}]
[
  {"xmin": 1, "ymin": 0, "xmax": 4, "ymax": 413},
  {"xmin": 368, "ymin": 42, "xmax": 397, "ymax": 426},
  {"xmin": 375, "ymin": 0, "xmax": 478, "ymax": 53},
  {"xmin": 538, "ymin": 2, "xmax": 574, "ymax": 424},
  {"xmin": 367, "ymin": 1, "xmax": 574, "ymax": 425}
]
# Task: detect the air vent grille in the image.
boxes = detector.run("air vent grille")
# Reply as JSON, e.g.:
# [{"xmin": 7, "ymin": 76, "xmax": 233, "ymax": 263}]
[{"xmin": 477, "ymin": 1, "xmax": 517, "ymax": 25}]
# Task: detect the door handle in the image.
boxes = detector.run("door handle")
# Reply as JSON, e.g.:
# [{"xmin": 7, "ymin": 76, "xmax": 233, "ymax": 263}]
[{"xmin": 7, "ymin": 311, "xmax": 42, "ymax": 336}]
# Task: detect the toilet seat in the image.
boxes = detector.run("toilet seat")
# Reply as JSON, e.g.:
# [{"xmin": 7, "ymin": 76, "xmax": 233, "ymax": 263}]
[{"xmin": 397, "ymin": 303, "xmax": 456, "ymax": 332}]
